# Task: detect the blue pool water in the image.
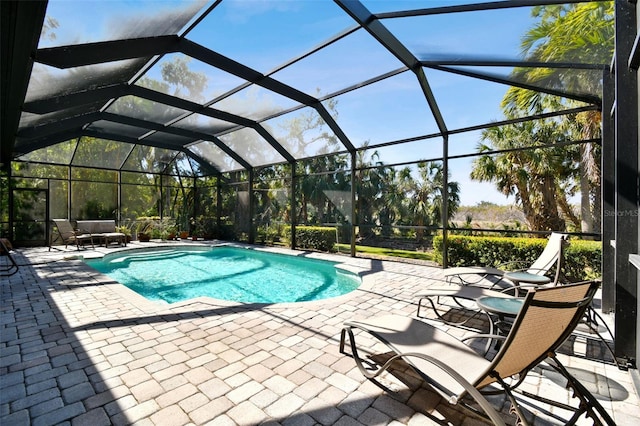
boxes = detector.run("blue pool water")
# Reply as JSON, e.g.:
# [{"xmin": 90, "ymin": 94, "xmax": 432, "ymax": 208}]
[{"xmin": 85, "ymin": 246, "xmax": 361, "ymax": 304}]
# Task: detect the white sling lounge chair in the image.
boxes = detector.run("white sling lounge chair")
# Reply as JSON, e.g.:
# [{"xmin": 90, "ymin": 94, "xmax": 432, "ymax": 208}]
[
  {"xmin": 444, "ymin": 232, "xmax": 569, "ymax": 288},
  {"xmin": 340, "ymin": 281, "xmax": 614, "ymax": 426},
  {"xmin": 419, "ymin": 233, "xmax": 568, "ymax": 330}
]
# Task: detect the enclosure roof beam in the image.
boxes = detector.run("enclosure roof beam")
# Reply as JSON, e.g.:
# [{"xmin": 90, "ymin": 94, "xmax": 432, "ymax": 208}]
[
  {"xmin": 23, "ymin": 84, "xmax": 131, "ymax": 114},
  {"xmin": 178, "ymin": 38, "xmax": 356, "ymax": 153},
  {"xmin": 128, "ymin": 86, "xmax": 295, "ymax": 164},
  {"xmin": 424, "ymin": 63, "xmax": 602, "ymax": 107},
  {"xmin": 103, "ymin": 117, "xmax": 291, "ymax": 167},
  {"xmin": 16, "ymin": 111, "xmax": 102, "ymax": 139},
  {"xmin": 419, "ymin": 58, "xmax": 607, "ymax": 70},
  {"xmin": 13, "ymin": 129, "xmax": 85, "ymax": 157},
  {"xmin": 81, "ymin": 129, "xmax": 222, "ymax": 176},
  {"xmin": 0, "ymin": 0, "xmax": 47, "ymax": 169},
  {"xmin": 32, "ymin": 35, "xmax": 356, "ymax": 156},
  {"xmin": 35, "ymin": 35, "xmax": 181, "ymax": 69},
  {"xmin": 22, "ymin": 83, "xmax": 289, "ymax": 167},
  {"xmin": 23, "ymin": 83, "xmax": 257, "ymax": 128},
  {"xmin": 334, "ymin": 0, "xmax": 448, "ymax": 136},
  {"xmin": 15, "ymin": 109, "xmax": 254, "ymax": 171},
  {"xmin": 99, "ymin": 112, "xmax": 254, "ymax": 170},
  {"xmin": 183, "ymin": 150, "xmax": 222, "ymax": 177},
  {"xmin": 129, "ymin": 85, "xmax": 257, "ymax": 128},
  {"xmin": 375, "ymin": 0, "xmax": 601, "ymax": 19}
]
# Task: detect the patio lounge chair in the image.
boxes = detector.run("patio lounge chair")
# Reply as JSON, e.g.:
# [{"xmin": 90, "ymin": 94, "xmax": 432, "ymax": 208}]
[
  {"xmin": 416, "ymin": 233, "xmax": 570, "ymax": 329},
  {"xmin": 415, "ymin": 278, "xmax": 617, "ymax": 362},
  {"xmin": 0, "ymin": 238, "xmax": 19, "ymax": 276},
  {"xmin": 51, "ymin": 219, "xmax": 95, "ymax": 250},
  {"xmin": 339, "ymin": 281, "xmax": 614, "ymax": 426},
  {"xmin": 444, "ymin": 232, "xmax": 569, "ymax": 288}
]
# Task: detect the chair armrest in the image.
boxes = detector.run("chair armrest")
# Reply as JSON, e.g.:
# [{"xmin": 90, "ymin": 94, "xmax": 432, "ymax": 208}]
[
  {"xmin": 496, "ymin": 260, "xmax": 530, "ymax": 270},
  {"xmin": 461, "ymin": 334, "xmax": 507, "ymax": 359},
  {"xmin": 461, "ymin": 333, "xmax": 506, "ymax": 343},
  {"xmin": 484, "ymin": 282, "xmax": 521, "ymax": 295}
]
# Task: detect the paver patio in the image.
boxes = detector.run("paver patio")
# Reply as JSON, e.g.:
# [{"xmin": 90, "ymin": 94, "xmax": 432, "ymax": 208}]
[{"xmin": 2, "ymin": 242, "xmax": 639, "ymax": 425}]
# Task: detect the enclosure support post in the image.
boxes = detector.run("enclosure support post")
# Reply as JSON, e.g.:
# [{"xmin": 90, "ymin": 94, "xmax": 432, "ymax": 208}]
[
  {"xmin": 159, "ymin": 175, "xmax": 164, "ymax": 220},
  {"xmin": 350, "ymin": 151, "xmax": 357, "ymax": 257},
  {"xmin": 290, "ymin": 161, "xmax": 297, "ymax": 250},
  {"xmin": 192, "ymin": 177, "xmax": 198, "ymax": 235},
  {"xmin": 613, "ymin": 0, "xmax": 638, "ymax": 365},
  {"xmin": 248, "ymin": 168, "xmax": 255, "ymax": 244},
  {"xmin": 46, "ymin": 179, "xmax": 51, "ymax": 247},
  {"xmin": 216, "ymin": 176, "xmax": 221, "ymax": 230},
  {"xmin": 67, "ymin": 163, "xmax": 72, "ymax": 220},
  {"xmin": 602, "ymin": 69, "xmax": 615, "ymax": 314},
  {"xmin": 442, "ymin": 134, "xmax": 449, "ymax": 269},
  {"xmin": 117, "ymin": 170, "xmax": 122, "ymax": 226},
  {"xmin": 7, "ymin": 167, "xmax": 14, "ymax": 243}
]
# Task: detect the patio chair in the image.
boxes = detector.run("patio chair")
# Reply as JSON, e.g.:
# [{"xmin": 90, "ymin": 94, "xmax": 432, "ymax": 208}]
[
  {"xmin": 0, "ymin": 238, "xmax": 19, "ymax": 276},
  {"xmin": 340, "ymin": 281, "xmax": 615, "ymax": 426},
  {"xmin": 416, "ymin": 279, "xmax": 616, "ymax": 362},
  {"xmin": 50, "ymin": 219, "xmax": 94, "ymax": 250},
  {"xmin": 444, "ymin": 232, "xmax": 569, "ymax": 288}
]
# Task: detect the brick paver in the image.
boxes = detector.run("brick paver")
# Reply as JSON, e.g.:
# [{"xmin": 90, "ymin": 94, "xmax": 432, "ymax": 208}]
[{"xmin": 1, "ymin": 242, "xmax": 638, "ymax": 425}]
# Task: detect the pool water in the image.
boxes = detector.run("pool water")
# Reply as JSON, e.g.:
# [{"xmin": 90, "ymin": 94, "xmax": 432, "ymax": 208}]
[{"xmin": 85, "ymin": 246, "xmax": 361, "ymax": 304}]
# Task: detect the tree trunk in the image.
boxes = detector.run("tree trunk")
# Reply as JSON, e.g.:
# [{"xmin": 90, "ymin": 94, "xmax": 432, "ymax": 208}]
[
  {"xmin": 539, "ymin": 176, "xmax": 565, "ymax": 231},
  {"xmin": 557, "ymin": 188, "xmax": 581, "ymax": 230},
  {"xmin": 519, "ymin": 178, "xmax": 565, "ymax": 232},
  {"xmin": 579, "ymin": 146, "xmax": 594, "ymax": 233}
]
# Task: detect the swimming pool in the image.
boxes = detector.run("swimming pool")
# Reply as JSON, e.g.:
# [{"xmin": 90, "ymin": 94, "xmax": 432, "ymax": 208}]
[{"xmin": 85, "ymin": 246, "xmax": 361, "ymax": 304}]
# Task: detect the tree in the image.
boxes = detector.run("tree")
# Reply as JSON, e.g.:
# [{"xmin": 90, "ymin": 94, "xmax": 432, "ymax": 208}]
[
  {"xmin": 356, "ymin": 148, "xmax": 386, "ymax": 238},
  {"xmin": 377, "ymin": 166, "xmax": 413, "ymax": 237},
  {"xmin": 497, "ymin": 2, "xmax": 613, "ymax": 233},
  {"xmin": 471, "ymin": 120, "xmax": 571, "ymax": 231},
  {"xmin": 274, "ymin": 99, "xmax": 350, "ymax": 226},
  {"xmin": 409, "ymin": 162, "xmax": 460, "ymax": 242}
]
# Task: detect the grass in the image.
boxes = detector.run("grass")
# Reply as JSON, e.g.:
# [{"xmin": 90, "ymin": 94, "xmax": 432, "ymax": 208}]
[{"xmin": 335, "ymin": 243, "xmax": 436, "ymax": 262}]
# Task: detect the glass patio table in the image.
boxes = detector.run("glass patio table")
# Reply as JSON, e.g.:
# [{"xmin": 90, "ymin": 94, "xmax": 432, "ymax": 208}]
[
  {"xmin": 476, "ymin": 296, "xmax": 523, "ymax": 318},
  {"xmin": 503, "ymin": 271, "xmax": 551, "ymax": 288},
  {"xmin": 476, "ymin": 296, "xmax": 524, "ymax": 350}
]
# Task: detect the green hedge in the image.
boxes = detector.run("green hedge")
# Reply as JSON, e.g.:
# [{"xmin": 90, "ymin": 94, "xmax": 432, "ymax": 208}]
[
  {"xmin": 287, "ymin": 226, "xmax": 337, "ymax": 252},
  {"xmin": 563, "ymin": 240, "xmax": 602, "ymax": 282},
  {"xmin": 433, "ymin": 235, "xmax": 601, "ymax": 281}
]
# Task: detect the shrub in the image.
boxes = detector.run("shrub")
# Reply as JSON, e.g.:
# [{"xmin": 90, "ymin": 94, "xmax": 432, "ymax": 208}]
[
  {"xmin": 564, "ymin": 240, "xmax": 602, "ymax": 281},
  {"xmin": 256, "ymin": 225, "xmax": 282, "ymax": 245},
  {"xmin": 286, "ymin": 226, "xmax": 336, "ymax": 252},
  {"xmin": 433, "ymin": 235, "xmax": 601, "ymax": 282}
]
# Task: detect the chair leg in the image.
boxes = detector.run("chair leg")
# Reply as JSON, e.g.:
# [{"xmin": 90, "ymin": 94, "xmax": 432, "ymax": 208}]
[
  {"xmin": 339, "ymin": 328, "xmax": 347, "ymax": 354},
  {"xmin": 0, "ymin": 239, "xmax": 19, "ymax": 277},
  {"xmin": 545, "ymin": 355, "xmax": 616, "ymax": 426},
  {"xmin": 417, "ymin": 295, "xmax": 490, "ymax": 332},
  {"xmin": 493, "ymin": 375, "xmax": 532, "ymax": 426},
  {"xmin": 578, "ymin": 306, "xmax": 616, "ymax": 363}
]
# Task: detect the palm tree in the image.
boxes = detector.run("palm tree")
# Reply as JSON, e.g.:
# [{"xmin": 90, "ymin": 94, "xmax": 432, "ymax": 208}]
[
  {"xmin": 409, "ymin": 162, "xmax": 460, "ymax": 242},
  {"xmin": 356, "ymin": 148, "xmax": 387, "ymax": 239},
  {"xmin": 499, "ymin": 2, "xmax": 613, "ymax": 233},
  {"xmin": 471, "ymin": 120, "xmax": 570, "ymax": 232},
  {"xmin": 377, "ymin": 166, "xmax": 413, "ymax": 237}
]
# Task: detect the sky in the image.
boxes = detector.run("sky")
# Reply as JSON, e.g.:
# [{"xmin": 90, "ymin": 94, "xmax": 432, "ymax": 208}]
[{"xmin": 36, "ymin": 0, "xmax": 556, "ymax": 207}]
